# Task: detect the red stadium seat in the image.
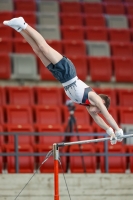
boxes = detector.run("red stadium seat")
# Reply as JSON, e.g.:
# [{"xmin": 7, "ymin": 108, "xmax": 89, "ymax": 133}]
[
  {"xmin": 39, "ymin": 132, "xmax": 64, "ymax": 146},
  {"xmin": 0, "ymin": 54, "xmax": 11, "ymax": 79},
  {"xmin": 99, "ymin": 144, "xmax": 126, "ymax": 173},
  {"xmin": 129, "ymin": 29, "xmax": 133, "ymax": 41},
  {"xmin": 70, "ymin": 125, "xmax": 94, "ymax": 142},
  {"xmin": 61, "ymin": 26, "xmax": 85, "ymax": 40},
  {"xmin": 103, "ymin": 0, "xmax": 122, "ymax": 2},
  {"xmin": 34, "ymin": 87, "xmax": 63, "ymax": 106},
  {"xmin": 60, "ymin": 2, "xmax": 82, "ymax": 13},
  {"xmin": 124, "ymin": 0, "xmax": 133, "ymax": 2},
  {"xmin": 6, "ymin": 86, "xmax": 34, "ymax": 106},
  {"xmin": 111, "ymin": 42, "xmax": 133, "ymax": 57},
  {"xmin": 6, "ymin": 124, "xmax": 35, "ymax": 146},
  {"xmin": 117, "ymin": 89, "xmax": 133, "ymax": 107},
  {"xmin": 82, "ymin": 3, "xmax": 103, "ymax": 14},
  {"xmin": 0, "ymin": 126, "xmax": 4, "ymax": 146},
  {"xmin": 63, "ymin": 41, "xmax": 86, "ymax": 56},
  {"xmin": 14, "ymin": 0, "xmax": 36, "ymax": 12},
  {"xmin": 108, "ymin": 29, "xmax": 131, "ymax": 42},
  {"xmin": 84, "ymin": 14, "xmax": 106, "ymax": 27},
  {"xmin": 37, "ymin": 124, "xmax": 64, "ymax": 133},
  {"xmin": 0, "ymin": 87, "xmax": 6, "ymax": 106},
  {"xmin": 113, "ymin": 57, "xmax": 133, "ymax": 82},
  {"xmin": 62, "ymin": 105, "xmax": 91, "ymax": 125},
  {"xmin": 128, "ymin": 16, "xmax": 133, "ymax": 28},
  {"xmin": 0, "ymin": 38, "xmax": 13, "ymax": 53},
  {"xmin": 46, "ymin": 40, "xmax": 63, "ymax": 54},
  {"xmin": 85, "ymin": 27, "xmax": 108, "ymax": 41},
  {"xmin": 6, "ymin": 145, "xmax": 34, "ymax": 173},
  {"xmin": 119, "ymin": 107, "xmax": 133, "ymax": 124},
  {"xmin": 69, "ymin": 144, "xmax": 96, "ymax": 173},
  {"xmin": 60, "ymin": 13, "xmax": 83, "ymax": 26},
  {"xmin": 0, "ymin": 107, "xmax": 4, "ymax": 125},
  {"xmin": 34, "ymin": 105, "xmax": 62, "ymax": 125},
  {"xmin": 13, "ymin": 11, "xmax": 36, "ymax": 25},
  {"xmin": 93, "ymin": 88, "xmax": 117, "ymax": 106},
  {"xmin": 75, "ymin": 125, "xmax": 93, "ymax": 134},
  {"xmin": 5, "ymin": 105, "xmax": 33, "ymax": 125},
  {"xmin": 37, "ymin": 58, "xmax": 57, "ymax": 81},
  {"xmin": 13, "ymin": 38, "xmax": 34, "ymax": 53},
  {"xmin": 0, "ymin": 12, "xmax": 13, "ymax": 24},
  {"xmin": 88, "ymin": 57, "xmax": 112, "ymax": 82},
  {"xmin": 67, "ymin": 56, "xmax": 88, "ymax": 81},
  {"xmin": 104, "ymin": 3, "xmax": 125, "ymax": 15},
  {"xmin": 0, "ymin": 24, "xmax": 13, "ymax": 38},
  {"xmin": 127, "ymin": 146, "xmax": 133, "ymax": 173},
  {"xmin": 125, "ymin": 3, "xmax": 133, "ymax": 15},
  {"xmin": 38, "ymin": 144, "xmax": 67, "ymax": 173}
]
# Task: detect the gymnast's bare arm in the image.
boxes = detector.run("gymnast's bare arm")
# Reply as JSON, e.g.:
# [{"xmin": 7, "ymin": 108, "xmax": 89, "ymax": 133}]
[
  {"xmin": 86, "ymin": 107, "xmax": 109, "ymax": 131},
  {"xmin": 88, "ymin": 92, "xmax": 120, "ymax": 132}
]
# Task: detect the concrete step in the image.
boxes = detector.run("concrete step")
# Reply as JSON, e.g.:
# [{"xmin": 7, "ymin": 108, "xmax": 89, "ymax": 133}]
[{"xmin": 0, "ymin": 174, "xmax": 133, "ymax": 200}]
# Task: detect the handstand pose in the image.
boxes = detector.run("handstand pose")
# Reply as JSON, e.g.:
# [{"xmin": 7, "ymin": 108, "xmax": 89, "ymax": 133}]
[{"xmin": 3, "ymin": 17, "xmax": 123, "ymax": 144}]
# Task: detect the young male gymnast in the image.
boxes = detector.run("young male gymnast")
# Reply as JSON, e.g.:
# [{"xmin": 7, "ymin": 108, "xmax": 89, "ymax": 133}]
[{"xmin": 3, "ymin": 17, "xmax": 123, "ymax": 145}]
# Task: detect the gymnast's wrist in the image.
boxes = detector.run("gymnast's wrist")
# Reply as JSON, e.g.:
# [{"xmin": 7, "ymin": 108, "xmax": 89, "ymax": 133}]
[{"xmin": 106, "ymin": 127, "xmax": 114, "ymax": 136}]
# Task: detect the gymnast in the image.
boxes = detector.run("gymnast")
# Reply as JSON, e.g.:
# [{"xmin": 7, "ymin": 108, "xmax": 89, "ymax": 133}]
[{"xmin": 3, "ymin": 17, "xmax": 123, "ymax": 145}]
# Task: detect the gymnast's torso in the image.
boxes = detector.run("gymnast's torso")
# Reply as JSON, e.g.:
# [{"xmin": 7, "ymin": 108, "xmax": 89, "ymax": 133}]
[
  {"xmin": 62, "ymin": 77, "xmax": 94, "ymax": 106},
  {"xmin": 46, "ymin": 56, "xmax": 94, "ymax": 106}
]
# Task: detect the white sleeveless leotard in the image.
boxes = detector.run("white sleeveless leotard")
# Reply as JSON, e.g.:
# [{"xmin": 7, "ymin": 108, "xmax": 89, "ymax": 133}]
[{"xmin": 62, "ymin": 76, "xmax": 93, "ymax": 106}]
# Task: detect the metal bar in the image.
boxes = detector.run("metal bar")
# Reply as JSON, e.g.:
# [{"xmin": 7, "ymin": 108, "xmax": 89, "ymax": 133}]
[
  {"xmin": 0, "ymin": 132, "xmax": 107, "ymax": 136},
  {"xmin": 105, "ymin": 139, "xmax": 108, "ymax": 173},
  {"xmin": 53, "ymin": 144, "xmax": 59, "ymax": 200},
  {"xmin": 1, "ymin": 152, "xmax": 133, "ymax": 156},
  {"xmin": 57, "ymin": 134, "xmax": 133, "ymax": 147},
  {"xmin": 14, "ymin": 134, "xmax": 19, "ymax": 173},
  {"xmin": 58, "ymin": 137, "xmax": 110, "ymax": 147}
]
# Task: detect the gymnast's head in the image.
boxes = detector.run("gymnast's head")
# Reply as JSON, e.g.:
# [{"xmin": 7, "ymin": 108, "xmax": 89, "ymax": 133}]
[{"xmin": 98, "ymin": 94, "xmax": 111, "ymax": 110}]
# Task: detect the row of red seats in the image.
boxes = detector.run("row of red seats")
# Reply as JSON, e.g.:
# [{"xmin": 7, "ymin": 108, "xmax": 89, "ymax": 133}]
[
  {"xmin": 1, "ymin": 52, "xmax": 133, "ymax": 82},
  {"xmin": 2, "ymin": 28, "xmax": 133, "ymax": 41},
  {"xmin": 61, "ymin": 27, "xmax": 133, "ymax": 41},
  {"xmin": 0, "ymin": 86, "xmax": 133, "ymax": 107},
  {"xmin": 60, "ymin": 14, "xmax": 133, "ymax": 27},
  {"xmin": 0, "ymin": 143, "xmax": 133, "ymax": 173},
  {"xmin": 4, "ymin": 1, "xmax": 133, "ymax": 15},
  {"xmin": 0, "ymin": 105, "xmax": 91, "ymax": 126},
  {"xmin": 59, "ymin": 2, "xmax": 133, "ymax": 15},
  {"xmin": 0, "ymin": 105, "xmax": 133, "ymax": 126},
  {"xmin": 2, "ymin": 39, "xmax": 133, "ymax": 58},
  {"xmin": 1, "ymin": 13, "xmax": 133, "ymax": 29}
]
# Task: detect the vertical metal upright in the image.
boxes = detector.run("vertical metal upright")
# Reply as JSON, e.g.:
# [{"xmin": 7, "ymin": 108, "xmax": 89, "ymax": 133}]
[{"xmin": 53, "ymin": 143, "xmax": 59, "ymax": 200}]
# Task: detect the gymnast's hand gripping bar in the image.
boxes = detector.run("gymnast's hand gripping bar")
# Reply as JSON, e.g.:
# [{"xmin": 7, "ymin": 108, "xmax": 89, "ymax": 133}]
[{"xmin": 56, "ymin": 133, "xmax": 133, "ymax": 147}]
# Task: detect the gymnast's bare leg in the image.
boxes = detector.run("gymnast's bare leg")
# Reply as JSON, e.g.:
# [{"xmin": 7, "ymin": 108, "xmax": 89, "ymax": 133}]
[{"xmin": 3, "ymin": 16, "xmax": 63, "ymax": 65}]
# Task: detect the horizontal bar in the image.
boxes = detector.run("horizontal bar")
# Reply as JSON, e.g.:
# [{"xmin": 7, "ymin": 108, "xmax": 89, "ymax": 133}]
[{"xmin": 57, "ymin": 133, "xmax": 133, "ymax": 147}]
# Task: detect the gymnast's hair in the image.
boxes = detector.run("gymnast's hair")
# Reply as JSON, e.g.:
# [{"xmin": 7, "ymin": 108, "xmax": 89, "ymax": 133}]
[{"xmin": 98, "ymin": 94, "xmax": 110, "ymax": 110}]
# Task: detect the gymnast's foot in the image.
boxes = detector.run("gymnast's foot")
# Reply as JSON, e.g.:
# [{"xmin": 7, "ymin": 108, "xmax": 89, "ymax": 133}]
[{"xmin": 3, "ymin": 17, "xmax": 27, "ymax": 32}]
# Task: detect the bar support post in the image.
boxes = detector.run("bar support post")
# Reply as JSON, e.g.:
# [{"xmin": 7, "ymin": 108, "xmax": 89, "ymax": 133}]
[{"xmin": 53, "ymin": 143, "xmax": 59, "ymax": 200}]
